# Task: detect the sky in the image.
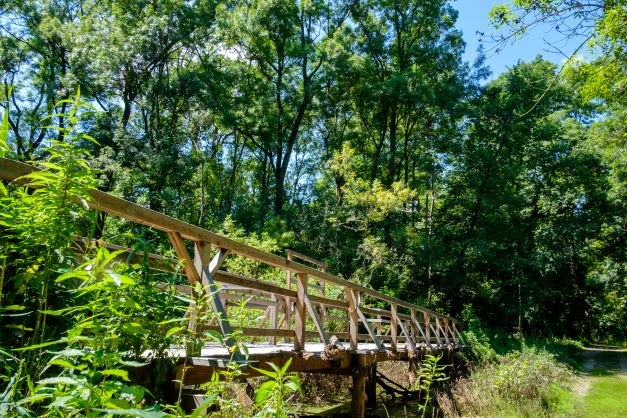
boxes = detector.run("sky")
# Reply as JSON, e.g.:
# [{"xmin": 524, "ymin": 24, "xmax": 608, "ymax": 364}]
[{"xmin": 453, "ymin": 0, "xmax": 588, "ymax": 79}]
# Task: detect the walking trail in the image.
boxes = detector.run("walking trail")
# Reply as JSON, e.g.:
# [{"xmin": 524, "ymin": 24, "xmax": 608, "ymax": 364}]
[{"xmin": 572, "ymin": 347, "xmax": 627, "ymax": 418}]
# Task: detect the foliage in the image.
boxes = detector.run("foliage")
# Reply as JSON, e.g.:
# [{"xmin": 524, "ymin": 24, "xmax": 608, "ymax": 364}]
[
  {"xmin": 250, "ymin": 358, "xmax": 301, "ymax": 418},
  {"xmin": 443, "ymin": 346, "xmax": 575, "ymax": 417},
  {"xmin": 412, "ymin": 354, "xmax": 449, "ymax": 418}
]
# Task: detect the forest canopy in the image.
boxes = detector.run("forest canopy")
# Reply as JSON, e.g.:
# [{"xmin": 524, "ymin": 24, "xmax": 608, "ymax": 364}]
[{"xmin": 0, "ymin": 0, "xmax": 625, "ymax": 344}]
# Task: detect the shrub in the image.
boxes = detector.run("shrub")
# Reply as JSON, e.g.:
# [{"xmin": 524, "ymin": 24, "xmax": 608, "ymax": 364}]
[{"xmin": 441, "ymin": 346, "xmax": 574, "ymax": 417}]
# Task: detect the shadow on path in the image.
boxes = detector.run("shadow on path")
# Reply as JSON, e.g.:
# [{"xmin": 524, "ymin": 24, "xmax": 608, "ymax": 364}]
[{"xmin": 575, "ymin": 348, "xmax": 627, "ymax": 378}]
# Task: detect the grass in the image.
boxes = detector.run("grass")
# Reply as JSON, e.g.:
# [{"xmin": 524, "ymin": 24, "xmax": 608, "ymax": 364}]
[
  {"xmin": 577, "ymin": 348, "xmax": 627, "ymax": 418},
  {"xmin": 581, "ymin": 373, "xmax": 627, "ymax": 417}
]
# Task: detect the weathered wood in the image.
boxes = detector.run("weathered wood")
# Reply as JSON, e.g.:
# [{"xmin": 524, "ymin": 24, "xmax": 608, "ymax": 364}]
[
  {"xmin": 344, "ymin": 288, "xmax": 359, "ymax": 350},
  {"xmin": 347, "ymin": 289, "xmax": 384, "ymax": 350},
  {"xmin": 396, "ymin": 315, "xmax": 416, "ymax": 351},
  {"xmin": 411, "ymin": 309, "xmax": 429, "ymax": 345},
  {"xmin": 352, "ymin": 367, "xmax": 368, "ymax": 418},
  {"xmin": 294, "ymin": 273, "xmax": 308, "ymax": 351},
  {"xmin": 197, "ymin": 326, "xmax": 296, "ymax": 338},
  {"xmin": 429, "ymin": 322, "xmax": 442, "ymax": 346},
  {"xmin": 285, "ymin": 249, "xmax": 328, "ymax": 269},
  {"xmin": 390, "ymin": 303, "xmax": 398, "ymax": 351},
  {"xmin": 366, "ymin": 364, "xmax": 377, "ymax": 408},
  {"xmin": 269, "ymin": 294, "xmax": 278, "ymax": 345},
  {"xmin": 0, "ymin": 157, "xmax": 457, "ymax": 323},
  {"xmin": 303, "ymin": 292, "xmax": 330, "ymax": 345}
]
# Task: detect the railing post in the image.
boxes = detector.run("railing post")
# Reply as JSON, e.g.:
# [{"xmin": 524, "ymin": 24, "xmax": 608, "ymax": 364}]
[
  {"xmin": 437, "ymin": 317, "xmax": 449, "ymax": 346},
  {"xmin": 294, "ymin": 272, "xmax": 308, "ymax": 351},
  {"xmin": 269, "ymin": 293, "xmax": 278, "ymax": 345},
  {"xmin": 424, "ymin": 312, "xmax": 431, "ymax": 348},
  {"xmin": 444, "ymin": 318, "xmax": 451, "ymax": 345},
  {"xmin": 285, "ymin": 253, "xmax": 293, "ymax": 343},
  {"xmin": 345, "ymin": 287, "xmax": 359, "ymax": 350},
  {"xmin": 390, "ymin": 303, "xmax": 398, "ymax": 351}
]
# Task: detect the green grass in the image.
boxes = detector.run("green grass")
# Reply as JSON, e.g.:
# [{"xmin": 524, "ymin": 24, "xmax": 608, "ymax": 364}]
[{"xmin": 580, "ymin": 372, "xmax": 627, "ymax": 417}]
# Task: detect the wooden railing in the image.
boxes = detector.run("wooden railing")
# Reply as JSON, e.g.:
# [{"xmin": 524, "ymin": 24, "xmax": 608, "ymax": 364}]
[{"xmin": 0, "ymin": 157, "xmax": 463, "ymax": 352}]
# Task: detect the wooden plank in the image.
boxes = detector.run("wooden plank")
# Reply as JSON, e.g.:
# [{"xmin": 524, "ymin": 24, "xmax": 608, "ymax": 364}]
[
  {"xmin": 213, "ymin": 271, "xmax": 296, "ymax": 299},
  {"xmin": 429, "ymin": 322, "xmax": 442, "ymax": 346},
  {"xmin": 303, "ymin": 292, "xmax": 330, "ymax": 345},
  {"xmin": 0, "ymin": 157, "xmax": 458, "ymax": 325},
  {"xmin": 390, "ymin": 303, "xmax": 398, "ymax": 351},
  {"xmin": 344, "ymin": 287, "xmax": 359, "ymax": 350},
  {"xmin": 285, "ymin": 249, "xmax": 327, "ymax": 269},
  {"xmin": 269, "ymin": 294, "xmax": 278, "ymax": 345},
  {"xmin": 309, "ymin": 294, "xmax": 349, "ymax": 309},
  {"xmin": 166, "ymin": 232, "xmax": 200, "ymax": 333},
  {"xmin": 436, "ymin": 317, "xmax": 450, "ymax": 346},
  {"xmin": 424, "ymin": 312, "xmax": 431, "ymax": 346},
  {"xmin": 167, "ymin": 232, "xmax": 200, "ymax": 285},
  {"xmin": 396, "ymin": 315, "xmax": 416, "ymax": 352},
  {"xmin": 347, "ymin": 289, "xmax": 384, "ymax": 350},
  {"xmin": 197, "ymin": 326, "xmax": 295, "ymax": 338},
  {"xmin": 294, "ymin": 273, "xmax": 308, "ymax": 351},
  {"xmin": 411, "ymin": 309, "xmax": 429, "ymax": 345}
]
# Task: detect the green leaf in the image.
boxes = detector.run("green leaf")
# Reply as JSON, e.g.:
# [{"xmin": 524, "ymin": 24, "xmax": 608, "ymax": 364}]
[
  {"xmin": 188, "ymin": 392, "xmax": 219, "ymax": 418},
  {"xmin": 285, "ymin": 380, "xmax": 300, "ymax": 393},
  {"xmin": 250, "ymin": 365, "xmax": 277, "ymax": 379},
  {"xmin": 13, "ymin": 339, "xmax": 66, "ymax": 351},
  {"xmin": 254, "ymin": 380, "xmax": 277, "ymax": 405},
  {"xmin": 165, "ymin": 326, "xmax": 185, "ymax": 338},
  {"xmin": 47, "ymin": 359, "xmax": 85, "ymax": 370},
  {"xmin": 101, "ymin": 369, "xmax": 130, "ymax": 381},
  {"xmin": 37, "ymin": 376, "xmax": 79, "ymax": 386},
  {"xmin": 16, "ymin": 393, "xmax": 53, "ymax": 405},
  {"xmin": 280, "ymin": 357, "xmax": 293, "ymax": 374},
  {"xmin": 93, "ymin": 408, "xmax": 167, "ymax": 418},
  {"xmin": 119, "ymin": 360, "xmax": 149, "ymax": 368}
]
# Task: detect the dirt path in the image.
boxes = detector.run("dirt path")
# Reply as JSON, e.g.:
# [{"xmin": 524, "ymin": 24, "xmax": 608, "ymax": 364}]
[
  {"xmin": 578, "ymin": 347, "xmax": 627, "ymax": 376},
  {"xmin": 573, "ymin": 348, "xmax": 627, "ymax": 418}
]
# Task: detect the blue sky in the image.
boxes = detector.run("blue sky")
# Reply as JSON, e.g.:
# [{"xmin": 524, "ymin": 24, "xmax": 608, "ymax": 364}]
[{"xmin": 453, "ymin": 0, "xmax": 588, "ymax": 78}]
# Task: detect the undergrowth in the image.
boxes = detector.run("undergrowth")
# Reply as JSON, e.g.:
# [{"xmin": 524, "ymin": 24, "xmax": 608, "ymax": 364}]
[{"xmin": 440, "ymin": 346, "xmax": 575, "ymax": 417}]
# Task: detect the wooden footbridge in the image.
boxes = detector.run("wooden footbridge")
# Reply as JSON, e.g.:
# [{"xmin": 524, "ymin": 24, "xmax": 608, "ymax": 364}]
[{"xmin": 1, "ymin": 158, "xmax": 464, "ymax": 416}]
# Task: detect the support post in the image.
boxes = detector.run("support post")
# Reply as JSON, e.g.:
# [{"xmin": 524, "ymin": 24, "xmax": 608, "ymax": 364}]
[
  {"xmin": 294, "ymin": 272, "xmax": 308, "ymax": 351},
  {"xmin": 366, "ymin": 364, "xmax": 377, "ymax": 408},
  {"xmin": 352, "ymin": 366, "xmax": 367, "ymax": 418}
]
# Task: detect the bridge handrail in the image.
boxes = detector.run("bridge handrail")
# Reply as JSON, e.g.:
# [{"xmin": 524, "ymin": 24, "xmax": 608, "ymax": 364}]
[{"xmin": 0, "ymin": 157, "xmax": 462, "ymax": 350}]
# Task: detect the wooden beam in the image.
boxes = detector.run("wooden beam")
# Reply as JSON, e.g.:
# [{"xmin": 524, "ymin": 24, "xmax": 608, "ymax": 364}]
[
  {"xmin": 269, "ymin": 294, "xmax": 278, "ymax": 345},
  {"xmin": 352, "ymin": 367, "xmax": 367, "ymax": 418},
  {"xmin": 429, "ymin": 322, "xmax": 442, "ymax": 347},
  {"xmin": 396, "ymin": 315, "xmax": 416, "ymax": 352},
  {"xmin": 390, "ymin": 303, "xmax": 398, "ymax": 351},
  {"xmin": 411, "ymin": 309, "xmax": 429, "ymax": 345},
  {"xmin": 436, "ymin": 317, "xmax": 450, "ymax": 346},
  {"xmin": 344, "ymin": 287, "xmax": 359, "ymax": 350},
  {"xmin": 347, "ymin": 289, "xmax": 384, "ymax": 350},
  {"xmin": 303, "ymin": 292, "xmax": 330, "ymax": 345},
  {"xmin": 0, "ymin": 157, "xmax": 460, "ymax": 329},
  {"xmin": 294, "ymin": 273, "xmax": 308, "ymax": 351}
]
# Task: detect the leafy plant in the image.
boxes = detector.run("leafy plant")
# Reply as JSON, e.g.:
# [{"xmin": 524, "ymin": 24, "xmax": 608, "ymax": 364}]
[
  {"xmin": 251, "ymin": 358, "xmax": 301, "ymax": 418},
  {"xmin": 413, "ymin": 354, "xmax": 449, "ymax": 418},
  {"xmin": 14, "ymin": 246, "xmax": 170, "ymax": 417}
]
